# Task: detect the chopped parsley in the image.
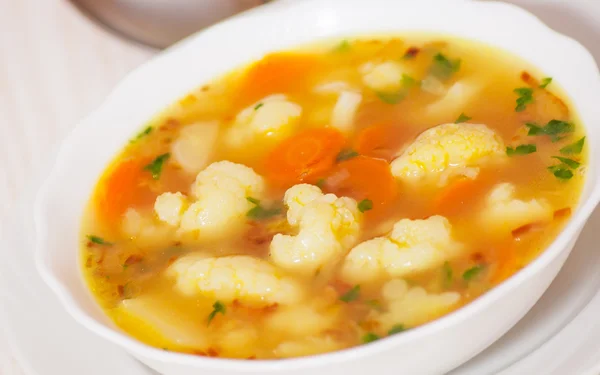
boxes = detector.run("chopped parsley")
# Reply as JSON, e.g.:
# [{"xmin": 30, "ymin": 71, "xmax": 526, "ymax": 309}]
[
  {"xmin": 551, "ymin": 156, "xmax": 580, "ymax": 169},
  {"xmin": 254, "ymin": 103, "xmax": 264, "ymax": 110},
  {"xmin": 462, "ymin": 265, "xmax": 485, "ymax": 281},
  {"xmin": 207, "ymin": 301, "xmax": 226, "ymax": 325},
  {"xmin": 87, "ymin": 235, "xmax": 112, "ymax": 246},
  {"xmin": 336, "ymin": 149, "xmax": 359, "ymax": 162},
  {"xmin": 375, "ymin": 74, "xmax": 416, "ymax": 104},
  {"xmin": 560, "ymin": 136, "xmax": 585, "ymax": 155},
  {"xmin": 362, "ymin": 332, "xmax": 380, "ymax": 344},
  {"xmin": 548, "ymin": 165, "xmax": 574, "ymax": 180},
  {"xmin": 539, "ymin": 77, "xmax": 553, "ymax": 89},
  {"xmin": 455, "ymin": 113, "xmax": 471, "ymax": 123},
  {"xmin": 514, "ymin": 87, "xmax": 534, "ymax": 112},
  {"xmin": 340, "ymin": 285, "xmax": 360, "ymax": 302},
  {"xmin": 526, "ymin": 120, "xmax": 573, "ymax": 140},
  {"xmin": 388, "ymin": 324, "xmax": 406, "ymax": 335},
  {"xmin": 246, "ymin": 196, "xmax": 261, "ymax": 205},
  {"xmin": 430, "ymin": 53, "xmax": 461, "ymax": 80},
  {"xmin": 333, "ymin": 40, "xmax": 351, "ymax": 53},
  {"xmin": 143, "ymin": 153, "xmax": 170, "ymax": 180},
  {"xmin": 443, "ymin": 261, "xmax": 453, "ymax": 287},
  {"xmin": 131, "ymin": 126, "xmax": 153, "ymax": 143},
  {"xmin": 246, "ymin": 204, "xmax": 282, "ymax": 220},
  {"xmin": 506, "ymin": 144, "xmax": 536, "ymax": 156},
  {"xmin": 357, "ymin": 199, "xmax": 373, "ymax": 213},
  {"xmin": 316, "ymin": 178, "xmax": 326, "ymax": 189}
]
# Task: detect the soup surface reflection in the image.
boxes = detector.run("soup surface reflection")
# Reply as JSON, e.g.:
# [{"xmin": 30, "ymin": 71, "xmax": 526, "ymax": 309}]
[{"xmin": 81, "ymin": 35, "xmax": 587, "ymax": 359}]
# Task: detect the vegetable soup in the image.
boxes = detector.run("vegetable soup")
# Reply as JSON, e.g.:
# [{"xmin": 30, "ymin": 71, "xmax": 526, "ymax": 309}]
[{"xmin": 81, "ymin": 35, "xmax": 586, "ymax": 359}]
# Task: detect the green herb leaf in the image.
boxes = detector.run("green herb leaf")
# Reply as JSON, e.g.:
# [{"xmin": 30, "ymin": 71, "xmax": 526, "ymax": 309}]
[
  {"xmin": 455, "ymin": 113, "xmax": 471, "ymax": 123},
  {"xmin": 143, "ymin": 153, "xmax": 170, "ymax": 180},
  {"xmin": 362, "ymin": 332, "xmax": 380, "ymax": 344},
  {"xmin": 365, "ymin": 299, "xmax": 383, "ymax": 311},
  {"xmin": 336, "ymin": 149, "xmax": 359, "ymax": 162},
  {"xmin": 548, "ymin": 166, "xmax": 574, "ymax": 180},
  {"xmin": 207, "ymin": 301, "xmax": 226, "ymax": 325},
  {"xmin": 559, "ymin": 136, "xmax": 585, "ymax": 155},
  {"xmin": 506, "ymin": 144, "xmax": 537, "ymax": 156},
  {"xmin": 376, "ymin": 90, "xmax": 406, "ymax": 104},
  {"xmin": 462, "ymin": 265, "xmax": 485, "ymax": 281},
  {"xmin": 443, "ymin": 261, "xmax": 453, "ymax": 287},
  {"xmin": 316, "ymin": 178, "xmax": 326, "ymax": 189},
  {"xmin": 333, "ymin": 40, "xmax": 351, "ymax": 53},
  {"xmin": 551, "ymin": 156, "xmax": 580, "ymax": 169},
  {"xmin": 526, "ymin": 120, "xmax": 573, "ymax": 138},
  {"xmin": 514, "ymin": 87, "xmax": 534, "ymax": 112},
  {"xmin": 539, "ymin": 77, "xmax": 552, "ymax": 89},
  {"xmin": 131, "ymin": 126, "xmax": 153, "ymax": 143},
  {"xmin": 357, "ymin": 199, "xmax": 373, "ymax": 213},
  {"xmin": 430, "ymin": 53, "xmax": 461, "ymax": 80},
  {"xmin": 340, "ymin": 285, "xmax": 360, "ymax": 302},
  {"xmin": 401, "ymin": 74, "xmax": 416, "ymax": 87},
  {"xmin": 87, "ymin": 235, "xmax": 112, "ymax": 246},
  {"xmin": 246, "ymin": 205, "xmax": 282, "ymax": 220},
  {"xmin": 254, "ymin": 103, "xmax": 264, "ymax": 110},
  {"xmin": 246, "ymin": 196, "xmax": 261, "ymax": 205},
  {"xmin": 388, "ymin": 324, "xmax": 406, "ymax": 335}
]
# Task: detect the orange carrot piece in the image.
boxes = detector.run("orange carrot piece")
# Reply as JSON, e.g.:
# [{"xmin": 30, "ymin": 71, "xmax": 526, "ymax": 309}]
[
  {"xmin": 491, "ymin": 240, "xmax": 517, "ymax": 284},
  {"xmin": 327, "ymin": 156, "xmax": 398, "ymax": 214},
  {"xmin": 264, "ymin": 128, "xmax": 345, "ymax": 187},
  {"xmin": 235, "ymin": 52, "xmax": 322, "ymax": 106},
  {"xmin": 354, "ymin": 124, "xmax": 405, "ymax": 161},
  {"xmin": 433, "ymin": 175, "xmax": 492, "ymax": 215}
]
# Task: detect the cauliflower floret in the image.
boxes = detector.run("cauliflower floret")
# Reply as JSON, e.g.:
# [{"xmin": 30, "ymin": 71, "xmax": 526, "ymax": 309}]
[
  {"xmin": 121, "ymin": 208, "xmax": 175, "ymax": 249},
  {"xmin": 154, "ymin": 161, "xmax": 265, "ymax": 240},
  {"xmin": 225, "ymin": 94, "xmax": 302, "ymax": 147},
  {"xmin": 480, "ymin": 183, "xmax": 553, "ymax": 233},
  {"xmin": 377, "ymin": 279, "xmax": 460, "ymax": 329},
  {"xmin": 331, "ymin": 90, "xmax": 362, "ymax": 133},
  {"xmin": 266, "ymin": 302, "xmax": 341, "ymax": 337},
  {"xmin": 340, "ymin": 216, "xmax": 461, "ymax": 284},
  {"xmin": 167, "ymin": 254, "xmax": 303, "ymax": 305},
  {"xmin": 270, "ymin": 184, "xmax": 361, "ymax": 275},
  {"xmin": 360, "ymin": 61, "xmax": 405, "ymax": 92},
  {"xmin": 275, "ymin": 335, "xmax": 346, "ymax": 358},
  {"xmin": 390, "ymin": 123, "xmax": 505, "ymax": 186},
  {"xmin": 171, "ymin": 121, "xmax": 219, "ymax": 175}
]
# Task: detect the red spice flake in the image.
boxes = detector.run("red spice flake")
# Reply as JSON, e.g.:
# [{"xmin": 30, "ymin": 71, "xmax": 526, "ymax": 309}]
[
  {"xmin": 124, "ymin": 254, "xmax": 144, "ymax": 266},
  {"xmin": 403, "ymin": 46, "xmax": 420, "ymax": 59},
  {"xmin": 159, "ymin": 118, "xmax": 180, "ymax": 131},
  {"xmin": 193, "ymin": 350, "xmax": 207, "ymax": 356},
  {"xmin": 470, "ymin": 252, "xmax": 485, "ymax": 263},
  {"xmin": 512, "ymin": 222, "xmax": 545, "ymax": 238},
  {"xmin": 85, "ymin": 255, "xmax": 93, "ymax": 268},
  {"xmin": 173, "ymin": 241, "xmax": 182, "ymax": 247},
  {"xmin": 167, "ymin": 256, "xmax": 178, "ymax": 266},
  {"xmin": 553, "ymin": 207, "xmax": 572, "ymax": 219},
  {"xmin": 247, "ymin": 355, "xmax": 257, "ymax": 360},
  {"xmin": 520, "ymin": 71, "xmax": 538, "ymax": 86},
  {"xmin": 206, "ymin": 348, "xmax": 219, "ymax": 357}
]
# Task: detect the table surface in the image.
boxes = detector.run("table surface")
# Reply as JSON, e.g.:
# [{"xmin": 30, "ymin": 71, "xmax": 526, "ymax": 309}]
[{"xmin": 2, "ymin": 0, "xmax": 599, "ymax": 374}]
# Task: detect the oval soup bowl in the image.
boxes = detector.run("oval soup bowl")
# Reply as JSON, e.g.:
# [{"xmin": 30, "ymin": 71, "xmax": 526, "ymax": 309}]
[{"xmin": 34, "ymin": 0, "xmax": 600, "ymax": 374}]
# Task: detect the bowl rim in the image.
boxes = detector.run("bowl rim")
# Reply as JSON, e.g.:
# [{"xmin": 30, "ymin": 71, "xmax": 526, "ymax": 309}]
[{"xmin": 34, "ymin": 0, "xmax": 600, "ymax": 371}]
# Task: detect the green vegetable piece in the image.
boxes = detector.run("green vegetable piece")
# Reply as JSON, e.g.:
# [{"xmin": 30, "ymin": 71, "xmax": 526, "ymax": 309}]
[
  {"xmin": 539, "ymin": 77, "xmax": 552, "ymax": 89},
  {"xmin": 131, "ymin": 126, "xmax": 153, "ymax": 143},
  {"xmin": 333, "ymin": 40, "xmax": 351, "ymax": 53},
  {"xmin": 357, "ymin": 199, "xmax": 373, "ymax": 213},
  {"xmin": 340, "ymin": 285, "xmax": 360, "ymax": 302},
  {"xmin": 514, "ymin": 87, "xmax": 534, "ymax": 112},
  {"xmin": 548, "ymin": 166, "xmax": 574, "ymax": 180},
  {"xmin": 376, "ymin": 90, "xmax": 406, "ymax": 104},
  {"xmin": 246, "ymin": 196, "xmax": 261, "ymax": 205},
  {"xmin": 526, "ymin": 120, "xmax": 573, "ymax": 138},
  {"xmin": 431, "ymin": 53, "xmax": 461, "ymax": 80},
  {"xmin": 551, "ymin": 156, "xmax": 580, "ymax": 169},
  {"xmin": 362, "ymin": 332, "xmax": 380, "ymax": 344},
  {"xmin": 254, "ymin": 103, "xmax": 264, "ymax": 110},
  {"xmin": 246, "ymin": 205, "xmax": 282, "ymax": 220},
  {"xmin": 87, "ymin": 235, "xmax": 112, "ymax": 246},
  {"xmin": 316, "ymin": 178, "xmax": 326, "ymax": 189},
  {"xmin": 455, "ymin": 113, "xmax": 471, "ymax": 123},
  {"xmin": 506, "ymin": 144, "xmax": 536, "ymax": 156},
  {"xmin": 336, "ymin": 149, "xmax": 359, "ymax": 162},
  {"xmin": 463, "ymin": 265, "xmax": 485, "ymax": 281},
  {"xmin": 388, "ymin": 324, "xmax": 406, "ymax": 335},
  {"xmin": 207, "ymin": 301, "xmax": 226, "ymax": 325},
  {"xmin": 560, "ymin": 136, "xmax": 585, "ymax": 155},
  {"xmin": 144, "ymin": 153, "xmax": 170, "ymax": 180}
]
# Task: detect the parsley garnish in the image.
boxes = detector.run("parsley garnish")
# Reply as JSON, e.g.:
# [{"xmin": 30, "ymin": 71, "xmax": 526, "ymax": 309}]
[
  {"xmin": 144, "ymin": 153, "xmax": 170, "ymax": 180},
  {"xmin": 430, "ymin": 53, "xmax": 461, "ymax": 80},
  {"xmin": 375, "ymin": 74, "xmax": 416, "ymax": 104},
  {"xmin": 560, "ymin": 136, "xmax": 585, "ymax": 155},
  {"xmin": 455, "ymin": 113, "xmax": 471, "ymax": 123},
  {"xmin": 357, "ymin": 199, "xmax": 373, "ymax": 213},
  {"xmin": 514, "ymin": 87, "xmax": 534, "ymax": 112},
  {"xmin": 87, "ymin": 235, "xmax": 112, "ymax": 246},
  {"xmin": 131, "ymin": 126, "xmax": 153, "ymax": 143},
  {"xmin": 506, "ymin": 144, "xmax": 536, "ymax": 156},
  {"xmin": 340, "ymin": 285, "xmax": 360, "ymax": 302},
  {"xmin": 254, "ymin": 103, "xmax": 264, "ymax": 110},
  {"xmin": 388, "ymin": 324, "xmax": 406, "ymax": 335},
  {"xmin": 333, "ymin": 40, "xmax": 351, "ymax": 53},
  {"xmin": 463, "ymin": 265, "xmax": 485, "ymax": 281},
  {"xmin": 207, "ymin": 301, "xmax": 226, "ymax": 325},
  {"xmin": 336, "ymin": 149, "xmax": 359, "ymax": 162},
  {"xmin": 246, "ymin": 202, "xmax": 282, "ymax": 220},
  {"xmin": 362, "ymin": 332, "xmax": 380, "ymax": 344},
  {"xmin": 539, "ymin": 77, "xmax": 552, "ymax": 89},
  {"xmin": 548, "ymin": 165, "xmax": 574, "ymax": 180},
  {"xmin": 246, "ymin": 196, "xmax": 261, "ymax": 205},
  {"xmin": 526, "ymin": 120, "xmax": 573, "ymax": 140},
  {"xmin": 551, "ymin": 156, "xmax": 580, "ymax": 169}
]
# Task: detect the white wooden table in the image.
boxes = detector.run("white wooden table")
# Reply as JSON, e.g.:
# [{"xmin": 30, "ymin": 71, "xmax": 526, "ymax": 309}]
[{"xmin": 1, "ymin": 0, "xmax": 599, "ymax": 374}]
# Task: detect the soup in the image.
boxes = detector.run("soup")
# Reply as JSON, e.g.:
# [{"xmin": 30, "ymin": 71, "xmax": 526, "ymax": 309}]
[{"xmin": 81, "ymin": 35, "xmax": 586, "ymax": 359}]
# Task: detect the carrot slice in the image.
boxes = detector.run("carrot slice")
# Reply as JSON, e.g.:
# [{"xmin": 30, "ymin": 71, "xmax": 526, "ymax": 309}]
[
  {"xmin": 326, "ymin": 156, "xmax": 398, "ymax": 214},
  {"xmin": 491, "ymin": 240, "xmax": 517, "ymax": 284},
  {"xmin": 95, "ymin": 158, "xmax": 154, "ymax": 225},
  {"xmin": 432, "ymin": 174, "xmax": 492, "ymax": 215},
  {"xmin": 354, "ymin": 124, "xmax": 405, "ymax": 161},
  {"xmin": 236, "ymin": 52, "xmax": 322, "ymax": 106},
  {"xmin": 264, "ymin": 128, "xmax": 345, "ymax": 187}
]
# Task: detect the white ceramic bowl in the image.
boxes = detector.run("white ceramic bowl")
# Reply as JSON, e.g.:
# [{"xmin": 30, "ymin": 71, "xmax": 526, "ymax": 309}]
[{"xmin": 34, "ymin": 0, "xmax": 600, "ymax": 374}]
